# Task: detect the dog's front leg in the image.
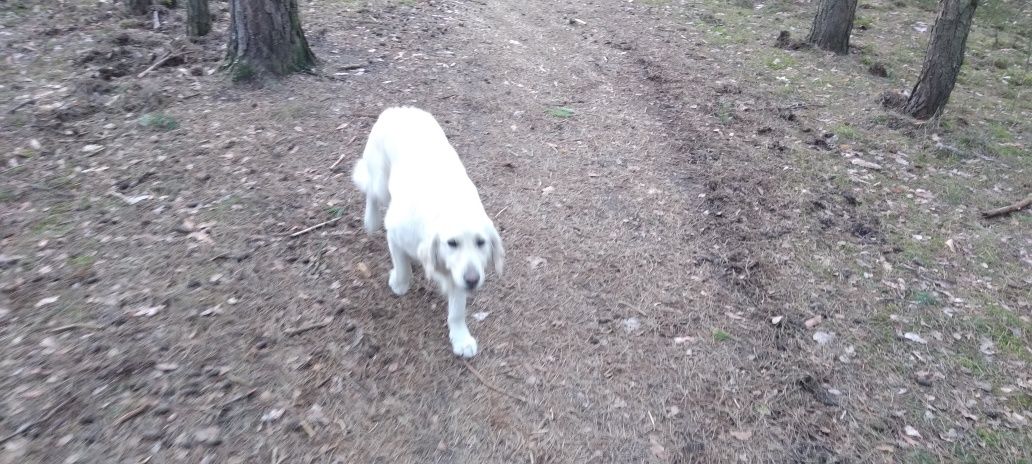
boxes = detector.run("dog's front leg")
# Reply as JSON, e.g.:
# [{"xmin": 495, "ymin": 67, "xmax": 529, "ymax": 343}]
[
  {"xmin": 447, "ymin": 291, "xmax": 477, "ymax": 358},
  {"xmin": 386, "ymin": 236, "xmax": 412, "ymax": 295}
]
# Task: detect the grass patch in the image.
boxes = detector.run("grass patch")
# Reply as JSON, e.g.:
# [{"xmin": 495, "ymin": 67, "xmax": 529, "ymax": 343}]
[
  {"xmin": 764, "ymin": 53, "xmax": 797, "ymax": 71},
  {"xmin": 326, "ymin": 206, "xmax": 345, "ymax": 218},
  {"xmin": 714, "ymin": 102, "xmax": 734, "ymax": 125},
  {"xmin": 69, "ymin": 254, "xmax": 96, "ymax": 268},
  {"xmin": 712, "ymin": 329, "xmax": 732, "ymax": 342},
  {"xmin": 139, "ymin": 113, "xmax": 179, "ymax": 131},
  {"xmin": 546, "ymin": 106, "xmax": 575, "ymax": 118},
  {"xmin": 831, "ymin": 123, "xmax": 860, "ymax": 141},
  {"xmin": 972, "ymin": 305, "xmax": 1031, "ymax": 359},
  {"xmin": 911, "ymin": 290, "xmax": 939, "ymax": 307}
]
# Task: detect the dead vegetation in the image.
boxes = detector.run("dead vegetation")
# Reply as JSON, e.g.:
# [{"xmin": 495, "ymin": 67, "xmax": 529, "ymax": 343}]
[{"xmin": 1, "ymin": 0, "xmax": 1029, "ymax": 463}]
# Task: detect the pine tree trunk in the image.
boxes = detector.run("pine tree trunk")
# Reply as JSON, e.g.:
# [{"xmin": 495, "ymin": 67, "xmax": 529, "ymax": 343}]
[
  {"xmin": 805, "ymin": 0, "xmax": 858, "ymax": 54},
  {"xmin": 224, "ymin": 0, "xmax": 317, "ymax": 81},
  {"xmin": 126, "ymin": 0, "xmax": 151, "ymax": 15},
  {"xmin": 904, "ymin": 0, "xmax": 979, "ymax": 120},
  {"xmin": 186, "ymin": 0, "xmax": 211, "ymax": 37}
]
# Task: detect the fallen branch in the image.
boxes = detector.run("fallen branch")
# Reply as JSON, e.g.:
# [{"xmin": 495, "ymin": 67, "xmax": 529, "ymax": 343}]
[
  {"xmin": 137, "ymin": 51, "xmax": 177, "ymax": 78},
  {"xmin": 288, "ymin": 216, "xmax": 342, "ymax": 238},
  {"xmin": 461, "ymin": 360, "xmax": 527, "ymax": 403},
  {"xmin": 115, "ymin": 401, "xmax": 155, "ymax": 425},
  {"xmin": 284, "ymin": 317, "xmax": 333, "ymax": 336},
  {"xmin": 0, "ymin": 397, "xmax": 74, "ymax": 445},
  {"xmin": 47, "ymin": 323, "xmax": 105, "ymax": 334},
  {"xmin": 982, "ymin": 194, "xmax": 1032, "ymax": 219}
]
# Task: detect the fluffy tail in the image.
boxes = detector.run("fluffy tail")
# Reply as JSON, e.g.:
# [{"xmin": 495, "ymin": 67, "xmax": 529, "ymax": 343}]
[{"xmin": 351, "ymin": 157, "xmax": 370, "ymax": 193}]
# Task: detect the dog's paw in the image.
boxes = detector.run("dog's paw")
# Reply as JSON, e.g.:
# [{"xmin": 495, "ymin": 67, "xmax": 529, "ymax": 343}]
[
  {"xmin": 388, "ymin": 269, "xmax": 410, "ymax": 295},
  {"xmin": 450, "ymin": 333, "xmax": 478, "ymax": 358}
]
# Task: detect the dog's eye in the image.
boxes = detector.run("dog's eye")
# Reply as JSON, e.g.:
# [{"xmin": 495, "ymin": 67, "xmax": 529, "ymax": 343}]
[
  {"xmin": 475, "ymin": 237, "xmax": 486, "ymax": 247},
  {"xmin": 446, "ymin": 239, "xmax": 459, "ymax": 248}
]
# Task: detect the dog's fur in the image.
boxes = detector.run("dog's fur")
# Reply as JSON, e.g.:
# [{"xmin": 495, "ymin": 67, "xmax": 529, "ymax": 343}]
[{"xmin": 351, "ymin": 107, "xmax": 504, "ymax": 358}]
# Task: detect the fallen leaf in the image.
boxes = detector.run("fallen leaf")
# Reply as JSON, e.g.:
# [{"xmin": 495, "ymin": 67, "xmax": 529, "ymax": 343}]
[
  {"xmin": 904, "ymin": 332, "xmax": 928, "ymax": 344},
  {"xmin": 813, "ymin": 331, "xmax": 835, "ymax": 345},
  {"xmin": 472, "ymin": 311, "xmax": 490, "ymax": 321},
  {"xmin": 771, "ymin": 316, "xmax": 783, "ymax": 325},
  {"xmin": 527, "ymin": 256, "xmax": 547, "ymax": 269},
  {"xmin": 187, "ymin": 231, "xmax": 214, "ymax": 244},
  {"xmin": 850, "ymin": 158, "xmax": 883, "ymax": 170},
  {"xmin": 261, "ymin": 408, "xmax": 285, "ymax": 423},
  {"xmin": 34, "ymin": 296, "xmax": 60, "ymax": 308},
  {"xmin": 541, "ymin": 186, "xmax": 555, "ymax": 195},
  {"xmin": 133, "ymin": 305, "xmax": 165, "ymax": 317},
  {"xmin": 155, "ymin": 363, "xmax": 179, "ymax": 372},
  {"xmin": 730, "ymin": 430, "xmax": 753, "ymax": 441},
  {"xmin": 355, "ymin": 262, "xmax": 371, "ymax": 278},
  {"xmin": 81, "ymin": 144, "xmax": 105, "ymax": 154},
  {"xmin": 804, "ymin": 315, "xmax": 823, "ymax": 329},
  {"xmin": 904, "ymin": 425, "xmax": 922, "ymax": 439}
]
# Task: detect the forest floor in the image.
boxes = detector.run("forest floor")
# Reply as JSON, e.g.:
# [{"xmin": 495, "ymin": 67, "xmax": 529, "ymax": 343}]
[{"xmin": 1, "ymin": 0, "xmax": 1030, "ymax": 462}]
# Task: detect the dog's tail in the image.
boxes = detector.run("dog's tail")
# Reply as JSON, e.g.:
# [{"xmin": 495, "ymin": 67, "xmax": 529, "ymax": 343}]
[{"xmin": 351, "ymin": 157, "xmax": 371, "ymax": 193}]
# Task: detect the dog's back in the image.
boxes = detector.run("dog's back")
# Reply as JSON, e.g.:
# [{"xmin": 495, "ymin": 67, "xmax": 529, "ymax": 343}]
[{"xmin": 353, "ymin": 107, "xmax": 484, "ymax": 224}]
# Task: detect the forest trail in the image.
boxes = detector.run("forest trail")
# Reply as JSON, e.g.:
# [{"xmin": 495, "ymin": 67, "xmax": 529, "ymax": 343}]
[{"xmin": 2, "ymin": 0, "xmax": 1029, "ymax": 462}]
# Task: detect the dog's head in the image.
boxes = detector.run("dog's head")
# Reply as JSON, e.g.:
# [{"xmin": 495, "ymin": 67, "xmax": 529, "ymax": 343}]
[{"xmin": 418, "ymin": 220, "xmax": 504, "ymax": 292}]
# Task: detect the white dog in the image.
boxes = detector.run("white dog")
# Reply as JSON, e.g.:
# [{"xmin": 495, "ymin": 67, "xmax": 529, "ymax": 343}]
[{"xmin": 351, "ymin": 107, "xmax": 504, "ymax": 358}]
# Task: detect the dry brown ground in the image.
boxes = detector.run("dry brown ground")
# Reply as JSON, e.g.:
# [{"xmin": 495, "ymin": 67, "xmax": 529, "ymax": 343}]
[{"xmin": 1, "ymin": 0, "xmax": 1030, "ymax": 463}]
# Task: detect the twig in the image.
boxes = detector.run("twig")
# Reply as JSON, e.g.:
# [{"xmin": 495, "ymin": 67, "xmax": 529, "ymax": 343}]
[
  {"xmin": 115, "ymin": 401, "xmax": 155, "ymax": 425},
  {"xmin": 288, "ymin": 216, "xmax": 342, "ymax": 238},
  {"xmin": 493, "ymin": 205, "xmax": 509, "ymax": 220},
  {"xmin": 982, "ymin": 194, "xmax": 1032, "ymax": 219},
  {"xmin": 284, "ymin": 317, "xmax": 333, "ymax": 336},
  {"xmin": 0, "ymin": 397, "xmax": 75, "ymax": 445},
  {"xmin": 461, "ymin": 360, "xmax": 527, "ymax": 403},
  {"xmin": 138, "ymin": 51, "xmax": 176, "ymax": 78},
  {"xmin": 152, "ymin": 10, "xmax": 160, "ymax": 30},
  {"xmin": 47, "ymin": 323, "xmax": 104, "ymax": 334},
  {"xmin": 8, "ymin": 99, "xmax": 35, "ymax": 114},
  {"xmin": 328, "ymin": 136, "xmax": 359, "ymax": 171},
  {"xmin": 220, "ymin": 388, "xmax": 257, "ymax": 409},
  {"xmin": 329, "ymin": 153, "xmax": 348, "ymax": 171}
]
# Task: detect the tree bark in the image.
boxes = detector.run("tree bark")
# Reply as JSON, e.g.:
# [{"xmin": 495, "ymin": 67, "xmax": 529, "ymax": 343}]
[
  {"xmin": 186, "ymin": 0, "xmax": 211, "ymax": 37},
  {"xmin": 126, "ymin": 0, "xmax": 151, "ymax": 15},
  {"xmin": 904, "ymin": 0, "xmax": 979, "ymax": 120},
  {"xmin": 805, "ymin": 0, "xmax": 858, "ymax": 54},
  {"xmin": 224, "ymin": 0, "xmax": 317, "ymax": 80}
]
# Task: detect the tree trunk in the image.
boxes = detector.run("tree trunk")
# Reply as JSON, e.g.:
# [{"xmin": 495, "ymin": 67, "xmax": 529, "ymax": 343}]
[
  {"xmin": 805, "ymin": 0, "xmax": 858, "ymax": 54},
  {"xmin": 224, "ymin": 0, "xmax": 316, "ymax": 81},
  {"xmin": 126, "ymin": 0, "xmax": 151, "ymax": 15},
  {"xmin": 904, "ymin": 0, "xmax": 979, "ymax": 120},
  {"xmin": 186, "ymin": 0, "xmax": 211, "ymax": 37}
]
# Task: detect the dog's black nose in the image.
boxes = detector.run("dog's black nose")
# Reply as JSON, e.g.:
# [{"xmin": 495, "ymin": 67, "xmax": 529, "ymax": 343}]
[{"xmin": 463, "ymin": 270, "xmax": 480, "ymax": 289}]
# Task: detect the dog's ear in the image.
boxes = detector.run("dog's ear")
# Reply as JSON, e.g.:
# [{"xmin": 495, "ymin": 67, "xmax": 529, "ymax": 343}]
[
  {"xmin": 488, "ymin": 225, "xmax": 505, "ymax": 276},
  {"xmin": 417, "ymin": 234, "xmax": 446, "ymax": 274}
]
